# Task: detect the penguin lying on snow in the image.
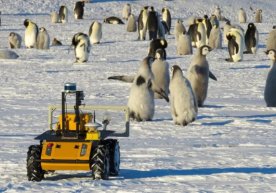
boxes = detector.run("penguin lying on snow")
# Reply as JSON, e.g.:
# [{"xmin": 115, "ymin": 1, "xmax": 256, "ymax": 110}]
[
  {"xmin": 104, "ymin": 17, "xmax": 124, "ymax": 24},
  {"xmin": 187, "ymin": 45, "xmax": 217, "ymax": 107},
  {"xmin": 52, "ymin": 38, "xmax": 62, "ymax": 46},
  {"xmin": 9, "ymin": 32, "xmax": 22, "ymax": 49},
  {"xmin": 170, "ymin": 65, "xmax": 198, "ymax": 126},
  {"xmin": 0, "ymin": 50, "xmax": 19, "ymax": 59},
  {"xmin": 264, "ymin": 49, "xmax": 276, "ymax": 107},
  {"xmin": 72, "ymin": 32, "xmax": 91, "ymax": 63}
]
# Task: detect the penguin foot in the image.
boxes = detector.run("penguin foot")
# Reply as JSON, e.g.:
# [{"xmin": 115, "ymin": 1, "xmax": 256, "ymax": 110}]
[{"xmin": 225, "ymin": 58, "xmax": 233, "ymax": 62}]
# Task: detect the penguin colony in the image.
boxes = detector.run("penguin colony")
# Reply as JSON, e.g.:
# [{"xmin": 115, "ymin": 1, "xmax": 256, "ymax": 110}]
[{"xmin": 2, "ymin": 1, "xmax": 276, "ymax": 127}]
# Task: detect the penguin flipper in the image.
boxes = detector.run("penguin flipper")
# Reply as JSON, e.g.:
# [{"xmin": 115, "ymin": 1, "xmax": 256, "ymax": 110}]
[
  {"xmin": 107, "ymin": 75, "xmax": 134, "ymax": 83},
  {"xmin": 153, "ymin": 87, "xmax": 169, "ymax": 102},
  {"xmin": 209, "ymin": 70, "xmax": 217, "ymax": 81}
]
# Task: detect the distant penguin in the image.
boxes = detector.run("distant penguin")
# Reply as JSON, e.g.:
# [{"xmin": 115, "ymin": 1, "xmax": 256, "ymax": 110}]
[
  {"xmin": 137, "ymin": 6, "xmax": 149, "ymax": 40},
  {"xmin": 147, "ymin": 6, "xmax": 159, "ymax": 40},
  {"xmin": 23, "ymin": 19, "xmax": 38, "ymax": 49},
  {"xmin": 210, "ymin": 15, "xmax": 219, "ymax": 27},
  {"xmin": 203, "ymin": 15, "xmax": 212, "ymax": 42},
  {"xmin": 266, "ymin": 27, "xmax": 276, "ymax": 50},
  {"xmin": 36, "ymin": 27, "xmax": 50, "ymax": 49},
  {"xmin": 174, "ymin": 19, "xmax": 186, "ymax": 43},
  {"xmin": 157, "ymin": 16, "xmax": 166, "ymax": 39},
  {"xmin": 187, "ymin": 45, "xmax": 217, "ymax": 107},
  {"xmin": 195, "ymin": 21, "xmax": 207, "ymax": 48},
  {"xmin": 59, "ymin": 5, "xmax": 68, "ymax": 23},
  {"xmin": 255, "ymin": 9, "xmax": 262, "ymax": 23},
  {"xmin": 122, "ymin": 3, "xmax": 131, "ymax": 20},
  {"xmin": 162, "ymin": 7, "xmax": 171, "ymax": 34},
  {"xmin": 74, "ymin": 1, "xmax": 85, "ymax": 19},
  {"xmin": 72, "ymin": 32, "xmax": 91, "ymax": 63},
  {"xmin": 223, "ymin": 20, "xmax": 232, "ymax": 45},
  {"xmin": 238, "ymin": 8, "xmax": 247, "ymax": 23},
  {"xmin": 208, "ymin": 24, "xmax": 222, "ymax": 49},
  {"xmin": 170, "ymin": 65, "xmax": 198, "ymax": 126},
  {"xmin": 8, "ymin": 32, "xmax": 22, "ymax": 49},
  {"xmin": 52, "ymin": 38, "xmax": 62, "ymax": 46},
  {"xmin": 128, "ymin": 57, "xmax": 155, "ymax": 121},
  {"xmin": 104, "ymin": 16, "xmax": 124, "ymax": 24},
  {"xmin": 50, "ymin": 12, "xmax": 59, "ymax": 23},
  {"xmin": 264, "ymin": 49, "xmax": 276, "ymax": 107},
  {"xmin": 151, "ymin": 49, "xmax": 170, "ymax": 99},
  {"xmin": 148, "ymin": 38, "xmax": 168, "ymax": 59},
  {"xmin": 226, "ymin": 28, "xmax": 244, "ymax": 62},
  {"xmin": 213, "ymin": 6, "xmax": 222, "ymax": 21},
  {"xmin": 88, "ymin": 21, "xmax": 102, "ymax": 44},
  {"xmin": 126, "ymin": 14, "xmax": 137, "ymax": 32},
  {"xmin": 0, "ymin": 50, "xmax": 19, "ymax": 59},
  {"xmin": 177, "ymin": 31, "xmax": 193, "ymax": 55},
  {"xmin": 244, "ymin": 23, "xmax": 258, "ymax": 54}
]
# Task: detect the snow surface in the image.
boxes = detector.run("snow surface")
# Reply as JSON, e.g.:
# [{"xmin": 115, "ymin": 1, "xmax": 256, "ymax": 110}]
[{"xmin": 0, "ymin": 0, "xmax": 276, "ymax": 192}]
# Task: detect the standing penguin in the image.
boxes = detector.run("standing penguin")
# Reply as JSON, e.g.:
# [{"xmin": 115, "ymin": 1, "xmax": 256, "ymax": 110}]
[
  {"xmin": 195, "ymin": 21, "xmax": 207, "ymax": 48},
  {"xmin": 36, "ymin": 27, "xmax": 50, "ymax": 49},
  {"xmin": 170, "ymin": 65, "xmax": 198, "ymax": 126},
  {"xmin": 50, "ymin": 12, "xmax": 60, "ymax": 23},
  {"xmin": 177, "ymin": 31, "xmax": 193, "ymax": 55},
  {"xmin": 59, "ymin": 5, "xmax": 68, "ymax": 23},
  {"xmin": 137, "ymin": 6, "xmax": 149, "ymax": 40},
  {"xmin": 244, "ymin": 23, "xmax": 258, "ymax": 54},
  {"xmin": 187, "ymin": 45, "xmax": 217, "ymax": 107},
  {"xmin": 72, "ymin": 32, "xmax": 91, "ymax": 63},
  {"xmin": 162, "ymin": 7, "xmax": 171, "ymax": 34},
  {"xmin": 127, "ymin": 14, "xmax": 137, "ymax": 32},
  {"xmin": 226, "ymin": 28, "xmax": 244, "ymax": 62},
  {"xmin": 151, "ymin": 49, "xmax": 170, "ymax": 99},
  {"xmin": 74, "ymin": 1, "xmax": 85, "ymax": 19},
  {"xmin": 255, "ymin": 9, "xmax": 262, "ymax": 23},
  {"xmin": 88, "ymin": 21, "xmax": 102, "ymax": 44},
  {"xmin": 266, "ymin": 27, "xmax": 276, "ymax": 50},
  {"xmin": 264, "ymin": 49, "xmax": 276, "ymax": 107},
  {"xmin": 122, "ymin": 3, "xmax": 131, "ymax": 20},
  {"xmin": 203, "ymin": 15, "xmax": 212, "ymax": 43},
  {"xmin": 128, "ymin": 57, "xmax": 155, "ymax": 121},
  {"xmin": 147, "ymin": 6, "xmax": 159, "ymax": 40},
  {"xmin": 208, "ymin": 24, "xmax": 222, "ymax": 49},
  {"xmin": 23, "ymin": 19, "xmax": 38, "ymax": 49},
  {"xmin": 174, "ymin": 19, "xmax": 186, "ymax": 43},
  {"xmin": 148, "ymin": 38, "xmax": 168, "ymax": 59},
  {"xmin": 213, "ymin": 6, "xmax": 222, "ymax": 21},
  {"xmin": 238, "ymin": 8, "xmax": 247, "ymax": 23},
  {"xmin": 223, "ymin": 20, "xmax": 232, "ymax": 45},
  {"xmin": 8, "ymin": 32, "xmax": 22, "ymax": 49}
]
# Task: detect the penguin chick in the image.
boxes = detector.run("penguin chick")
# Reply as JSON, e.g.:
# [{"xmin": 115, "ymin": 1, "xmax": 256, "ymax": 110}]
[
  {"xmin": 148, "ymin": 38, "xmax": 168, "ymax": 59},
  {"xmin": 266, "ymin": 27, "xmax": 276, "ymax": 50},
  {"xmin": 238, "ymin": 8, "xmax": 247, "ymax": 23},
  {"xmin": 170, "ymin": 65, "xmax": 198, "ymax": 126},
  {"xmin": 126, "ymin": 14, "xmax": 137, "ymax": 32},
  {"xmin": 177, "ymin": 31, "xmax": 193, "ymax": 55},
  {"xmin": 36, "ymin": 27, "xmax": 50, "ymax": 49},
  {"xmin": 122, "ymin": 3, "xmax": 131, "ymax": 20},
  {"xmin": 208, "ymin": 24, "xmax": 222, "ymax": 49},
  {"xmin": 8, "ymin": 32, "xmax": 22, "ymax": 49},
  {"xmin": 187, "ymin": 45, "xmax": 217, "ymax": 107},
  {"xmin": 264, "ymin": 49, "xmax": 276, "ymax": 107},
  {"xmin": 175, "ymin": 19, "xmax": 186, "ymax": 43}
]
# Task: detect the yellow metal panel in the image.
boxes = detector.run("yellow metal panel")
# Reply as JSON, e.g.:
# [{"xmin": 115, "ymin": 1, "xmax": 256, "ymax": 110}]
[
  {"xmin": 41, "ymin": 163, "xmax": 90, "ymax": 171},
  {"xmin": 57, "ymin": 113, "xmax": 92, "ymax": 131},
  {"xmin": 85, "ymin": 131, "xmax": 100, "ymax": 140}
]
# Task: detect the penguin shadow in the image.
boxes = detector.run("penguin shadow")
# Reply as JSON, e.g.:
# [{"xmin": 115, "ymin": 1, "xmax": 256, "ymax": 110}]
[
  {"xmin": 152, "ymin": 118, "xmax": 173, "ymax": 122},
  {"xmin": 200, "ymin": 104, "xmax": 225, "ymax": 109},
  {"xmin": 92, "ymin": 0, "xmax": 131, "ymax": 2},
  {"xmin": 201, "ymin": 120, "xmax": 234, "ymax": 126},
  {"xmin": 229, "ymin": 64, "xmax": 270, "ymax": 70}
]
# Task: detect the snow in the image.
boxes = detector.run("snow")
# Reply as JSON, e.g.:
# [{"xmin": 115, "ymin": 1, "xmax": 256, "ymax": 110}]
[{"xmin": 0, "ymin": 0, "xmax": 276, "ymax": 192}]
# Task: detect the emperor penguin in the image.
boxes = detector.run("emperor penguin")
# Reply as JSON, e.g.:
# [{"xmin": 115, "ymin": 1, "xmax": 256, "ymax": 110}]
[
  {"xmin": 74, "ymin": 1, "xmax": 85, "ymax": 19},
  {"xmin": 226, "ymin": 28, "xmax": 244, "ymax": 62},
  {"xmin": 170, "ymin": 65, "xmax": 198, "ymax": 126},
  {"xmin": 36, "ymin": 27, "xmax": 50, "ymax": 50},
  {"xmin": 147, "ymin": 6, "xmax": 159, "ymax": 40},
  {"xmin": 23, "ymin": 19, "xmax": 38, "ymax": 48},
  {"xmin": 195, "ymin": 21, "xmax": 207, "ymax": 48},
  {"xmin": 208, "ymin": 24, "xmax": 222, "ymax": 49},
  {"xmin": 104, "ymin": 17, "xmax": 124, "ymax": 24},
  {"xmin": 151, "ymin": 49, "xmax": 170, "ymax": 99},
  {"xmin": 8, "ymin": 32, "xmax": 22, "ymax": 49},
  {"xmin": 213, "ymin": 6, "xmax": 222, "ymax": 21},
  {"xmin": 72, "ymin": 32, "xmax": 91, "ymax": 63},
  {"xmin": 255, "ymin": 9, "xmax": 262, "ymax": 23},
  {"xmin": 0, "ymin": 50, "xmax": 19, "ymax": 59},
  {"xmin": 223, "ymin": 20, "xmax": 232, "ymax": 45},
  {"xmin": 161, "ymin": 7, "xmax": 171, "ymax": 34},
  {"xmin": 177, "ymin": 31, "xmax": 193, "ymax": 55},
  {"xmin": 88, "ymin": 21, "xmax": 102, "ymax": 44},
  {"xmin": 266, "ymin": 27, "xmax": 276, "ymax": 50},
  {"xmin": 264, "ymin": 49, "xmax": 276, "ymax": 107},
  {"xmin": 59, "ymin": 5, "xmax": 68, "ymax": 23},
  {"xmin": 148, "ymin": 38, "xmax": 168, "ymax": 59},
  {"xmin": 244, "ymin": 23, "xmax": 259, "ymax": 54},
  {"xmin": 174, "ymin": 19, "xmax": 186, "ymax": 43},
  {"xmin": 187, "ymin": 45, "xmax": 217, "ymax": 107},
  {"xmin": 50, "ymin": 12, "xmax": 59, "ymax": 23},
  {"xmin": 122, "ymin": 3, "xmax": 131, "ymax": 20},
  {"xmin": 128, "ymin": 57, "xmax": 155, "ymax": 121},
  {"xmin": 52, "ymin": 38, "xmax": 62, "ymax": 46},
  {"xmin": 238, "ymin": 8, "xmax": 247, "ymax": 23},
  {"xmin": 126, "ymin": 14, "xmax": 137, "ymax": 32},
  {"xmin": 137, "ymin": 6, "xmax": 149, "ymax": 40},
  {"xmin": 203, "ymin": 15, "xmax": 212, "ymax": 42}
]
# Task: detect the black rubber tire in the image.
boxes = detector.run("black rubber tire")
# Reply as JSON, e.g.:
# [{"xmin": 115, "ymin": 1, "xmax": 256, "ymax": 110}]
[
  {"xmin": 91, "ymin": 143, "xmax": 110, "ymax": 180},
  {"xmin": 106, "ymin": 139, "xmax": 120, "ymax": 176},
  {"xmin": 27, "ymin": 145, "xmax": 44, "ymax": 181}
]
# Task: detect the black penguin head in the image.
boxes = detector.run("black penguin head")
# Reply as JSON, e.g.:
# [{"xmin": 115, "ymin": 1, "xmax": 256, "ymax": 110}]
[
  {"xmin": 273, "ymin": 26, "xmax": 276, "ymax": 29},
  {"xmin": 171, "ymin": 65, "xmax": 183, "ymax": 78},
  {"xmin": 159, "ymin": 39, "xmax": 168, "ymax": 48},
  {"xmin": 39, "ymin": 27, "xmax": 46, "ymax": 32},
  {"xmin": 9, "ymin": 32, "xmax": 15, "ymax": 37},
  {"xmin": 150, "ymin": 6, "xmax": 154, "ymax": 12},
  {"xmin": 143, "ymin": 6, "xmax": 149, "ymax": 10},
  {"xmin": 200, "ymin": 45, "xmax": 212, "ymax": 56},
  {"xmin": 204, "ymin": 15, "xmax": 208, "ymax": 19},
  {"xmin": 265, "ymin": 49, "xmax": 276, "ymax": 61},
  {"xmin": 248, "ymin": 23, "xmax": 255, "ymax": 29},
  {"xmin": 155, "ymin": 49, "xmax": 165, "ymax": 60},
  {"xmin": 136, "ymin": 75, "xmax": 146, "ymax": 86},
  {"xmin": 23, "ymin": 19, "xmax": 29, "ymax": 27}
]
